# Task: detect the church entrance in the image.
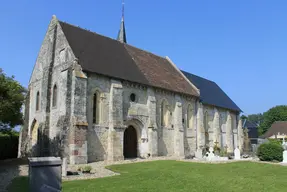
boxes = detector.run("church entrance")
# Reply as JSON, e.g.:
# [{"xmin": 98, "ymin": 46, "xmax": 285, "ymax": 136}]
[{"xmin": 124, "ymin": 126, "xmax": 138, "ymax": 158}]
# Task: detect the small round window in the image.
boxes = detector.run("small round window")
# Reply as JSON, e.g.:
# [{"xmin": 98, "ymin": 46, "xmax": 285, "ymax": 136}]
[{"xmin": 130, "ymin": 93, "xmax": 136, "ymax": 102}]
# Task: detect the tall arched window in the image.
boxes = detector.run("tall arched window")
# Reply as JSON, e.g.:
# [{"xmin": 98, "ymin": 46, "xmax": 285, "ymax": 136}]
[
  {"xmin": 52, "ymin": 84, "xmax": 57, "ymax": 107},
  {"xmin": 93, "ymin": 91, "xmax": 100, "ymax": 124},
  {"xmin": 187, "ymin": 104, "xmax": 193, "ymax": 128},
  {"xmin": 231, "ymin": 115, "xmax": 235, "ymax": 149},
  {"xmin": 36, "ymin": 91, "xmax": 40, "ymax": 111},
  {"xmin": 161, "ymin": 100, "xmax": 169, "ymax": 127},
  {"xmin": 204, "ymin": 111, "xmax": 209, "ymax": 146},
  {"xmin": 219, "ymin": 114, "xmax": 224, "ymax": 148}
]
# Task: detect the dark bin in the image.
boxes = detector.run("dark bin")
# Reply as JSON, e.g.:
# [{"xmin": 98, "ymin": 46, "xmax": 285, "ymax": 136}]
[{"xmin": 28, "ymin": 157, "xmax": 62, "ymax": 192}]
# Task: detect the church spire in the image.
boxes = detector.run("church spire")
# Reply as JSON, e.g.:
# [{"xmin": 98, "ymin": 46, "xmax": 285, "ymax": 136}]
[{"xmin": 117, "ymin": 0, "xmax": 127, "ymax": 43}]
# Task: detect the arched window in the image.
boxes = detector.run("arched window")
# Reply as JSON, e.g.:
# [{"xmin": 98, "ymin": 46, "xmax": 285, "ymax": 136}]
[
  {"xmin": 52, "ymin": 84, "xmax": 57, "ymax": 107},
  {"xmin": 187, "ymin": 104, "xmax": 193, "ymax": 128},
  {"xmin": 231, "ymin": 115, "xmax": 235, "ymax": 149},
  {"xmin": 93, "ymin": 91, "xmax": 100, "ymax": 124},
  {"xmin": 219, "ymin": 114, "xmax": 224, "ymax": 148},
  {"xmin": 204, "ymin": 111, "xmax": 209, "ymax": 146},
  {"xmin": 161, "ymin": 100, "xmax": 169, "ymax": 127},
  {"xmin": 36, "ymin": 91, "xmax": 40, "ymax": 111}
]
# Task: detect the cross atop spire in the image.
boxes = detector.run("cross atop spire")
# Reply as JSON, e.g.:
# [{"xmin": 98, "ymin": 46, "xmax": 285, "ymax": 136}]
[
  {"xmin": 117, "ymin": 0, "xmax": 127, "ymax": 43},
  {"xmin": 122, "ymin": 0, "xmax": 125, "ymax": 20}
]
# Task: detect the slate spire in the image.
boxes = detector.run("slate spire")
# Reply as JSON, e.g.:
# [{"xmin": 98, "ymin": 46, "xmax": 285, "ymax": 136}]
[{"xmin": 117, "ymin": 0, "xmax": 127, "ymax": 43}]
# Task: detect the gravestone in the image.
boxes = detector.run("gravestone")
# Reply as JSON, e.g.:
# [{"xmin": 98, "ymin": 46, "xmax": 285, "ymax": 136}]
[
  {"xmin": 195, "ymin": 148, "xmax": 203, "ymax": 159},
  {"xmin": 234, "ymin": 147, "xmax": 241, "ymax": 160},
  {"xmin": 206, "ymin": 147, "xmax": 215, "ymax": 161},
  {"xmin": 29, "ymin": 157, "xmax": 62, "ymax": 192},
  {"xmin": 282, "ymin": 138, "xmax": 287, "ymax": 164},
  {"xmin": 62, "ymin": 157, "xmax": 67, "ymax": 177}
]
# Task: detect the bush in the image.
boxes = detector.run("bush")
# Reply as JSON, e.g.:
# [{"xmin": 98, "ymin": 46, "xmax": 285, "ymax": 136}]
[
  {"xmin": 82, "ymin": 165, "xmax": 92, "ymax": 172},
  {"xmin": 268, "ymin": 138, "xmax": 282, "ymax": 146},
  {"xmin": 0, "ymin": 133, "xmax": 19, "ymax": 160},
  {"xmin": 77, "ymin": 165, "xmax": 92, "ymax": 173},
  {"xmin": 257, "ymin": 142, "xmax": 283, "ymax": 162}
]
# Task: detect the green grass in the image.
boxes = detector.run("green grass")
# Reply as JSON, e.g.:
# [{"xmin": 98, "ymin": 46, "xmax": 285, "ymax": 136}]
[{"xmin": 7, "ymin": 160, "xmax": 287, "ymax": 192}]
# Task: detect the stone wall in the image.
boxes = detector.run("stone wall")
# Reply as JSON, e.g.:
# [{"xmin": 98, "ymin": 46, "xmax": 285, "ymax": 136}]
[
  {"xmin": 86, "ymin": 74, "xmax": 110, "ymax": 162},
  {"xmin": 21, "ymin": 16, "xmax": 244, "ymax": 164},
  {"xmin": 19, "ymin": 16, "xmax": 77, "ymax": 160}
]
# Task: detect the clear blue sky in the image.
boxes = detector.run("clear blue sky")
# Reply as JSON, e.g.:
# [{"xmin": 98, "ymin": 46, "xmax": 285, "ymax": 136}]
[{"xmin": 1, "ymin": 0, "xmax": 286, "ymax": 115}]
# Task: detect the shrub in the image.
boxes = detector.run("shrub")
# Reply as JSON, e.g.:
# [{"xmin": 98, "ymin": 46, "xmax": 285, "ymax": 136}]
[
  {"xmin": 77, "ymin": 165, "xmax": 92, "ymax": 173},
  {"xmin": 268, "ymin": 138, "xmax": 282, "ymax": 146},
  {"xmin": 257, "ymin": 142, "xmax": 283, "ymax": 162},
  {"xmin": 0, "ymin": 133, "xmax": 19, "ymax": 160},
  {"xmin": 82, "ymin": 165, "xmax": 92, "ymax": 172}
]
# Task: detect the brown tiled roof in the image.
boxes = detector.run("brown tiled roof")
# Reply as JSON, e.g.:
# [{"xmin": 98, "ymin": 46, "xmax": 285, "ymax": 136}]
[
  {"xmin": 59, "ymin": 21, "xmax": 199, "ymax": 97},
  {"xmin": 263, "ymin": 121, "xmax": 287, "ymax": 138}
]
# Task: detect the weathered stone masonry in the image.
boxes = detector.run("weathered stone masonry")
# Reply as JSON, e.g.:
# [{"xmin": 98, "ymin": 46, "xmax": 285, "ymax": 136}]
[{"xmin": 18, "ymin": 16, "xmax": 244, "ymax": 164}]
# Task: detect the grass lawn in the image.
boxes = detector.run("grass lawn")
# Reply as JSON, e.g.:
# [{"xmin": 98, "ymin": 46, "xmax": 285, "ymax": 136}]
[{"xmin": 7, "ymin": 160, "xmax": 287, "ymax": 192}]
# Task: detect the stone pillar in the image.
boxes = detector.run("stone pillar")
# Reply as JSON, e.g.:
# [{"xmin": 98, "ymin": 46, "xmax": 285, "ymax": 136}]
[
  {"xmin": 233, "ymin": 115, "xmax": 238, "ymax": 150},
  {"xmin": 213, "ymin": 108, "xmax": 220, "ymax": 147},
  {"xmin": 107, "ymin": 80, "xmax": 125, "ymax": 162},
  {"xmin": 69, "ymin": 124, "xmax": 88, "ymax": 164},
  {"xmin": 226, "ymin": 112, "xmax": 233, "ymax": 153},
  {"xmin": 147, "ymin": 88, "xmax": 158, "ymax": 157},
  {"xmin": 233, "ymin": 130, "xmax": 238, "ymax": 150},
  {"xmin": 237, "ymin": 119, "xmax": 243, "ymax": 151},
  {"xmin": 174, "ymin": 95, "xmax": 184, "ymax": 157},
  {"xmin": 69, "ymin": 66, "xmax": 88, "ymax": 164},
  {"xmin": 196, "ymin": 101, "xmax": 204, "ymax": 149}
]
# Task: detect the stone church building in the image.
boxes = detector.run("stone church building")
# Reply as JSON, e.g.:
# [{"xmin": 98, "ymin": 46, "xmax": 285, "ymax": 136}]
[{"xmin": 18, "ymin": 15, "xmax": 243, "ymax": 164}]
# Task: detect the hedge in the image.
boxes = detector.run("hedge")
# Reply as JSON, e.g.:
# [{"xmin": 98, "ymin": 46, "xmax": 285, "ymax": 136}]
[
  {"xmin": 0, "ymin": 133, "xmax": 19, "ymax": 160},
  {"xmin": 257, "ymin": 142, "xmax": 283, "ymax": 162}
]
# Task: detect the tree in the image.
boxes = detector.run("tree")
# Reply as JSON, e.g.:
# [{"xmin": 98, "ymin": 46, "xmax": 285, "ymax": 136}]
[
  {"xmin": 240, "ymin": 115, "xmax": 247, "ymax": 120},
  {"xmin": 0, "ymin": 68, "xmax": 26, "ymax": 130},
  {"xmin": 248, "ymin": 113, "xmax": 263, "ymax": 125},
  {"xmin": 260, "ymin": 105, "xmax": 287, "ymax": 134}
]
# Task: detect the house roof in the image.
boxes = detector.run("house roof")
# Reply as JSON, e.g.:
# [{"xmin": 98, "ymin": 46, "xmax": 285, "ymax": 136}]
[
  {"xmin": 59, "ymin": 21, "xmax": 199, "ymax": 97},
  {"xmin": 181, "ymin": 71, "xmax": 241, "ymax": 112},
  {"xmin": 243, "ymin": 120, "xmax": 258, "ymax": 129},
  {"xmin": 262, "ymin": 121, "xmax": 287, "ymax": 138}
]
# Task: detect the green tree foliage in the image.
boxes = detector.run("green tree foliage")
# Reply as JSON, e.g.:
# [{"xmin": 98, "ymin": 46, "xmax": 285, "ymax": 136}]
[
  {"xmin": 240, "ymin": 113, "xmax": 263, "ymax": 125},
  {"xmin": 257, "ymin": 142, "xmax": 283, "ymax": 162},
  {"xmin": 260, "ymin": 105, "xmax": 287, "ymax": 134},
  {"xmin": 248, "ymin": 113, "xmax": 263, "ymax": 125},
  {"xmin": 0, "ymin": 132, "xmax": 19, "ymax": 160},
  {"xmin": 240, "ymin": 115, "xmax": 247, "ymax": 120},
  {"xmin": 0, "ymin": 68, "xmax": 26, "ymax": 130}
]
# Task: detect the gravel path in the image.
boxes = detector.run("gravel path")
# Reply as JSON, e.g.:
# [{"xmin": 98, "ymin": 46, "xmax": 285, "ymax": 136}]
[{"xmin": 65, "ymin": 156, "xmax": 179, "ymax": 181}]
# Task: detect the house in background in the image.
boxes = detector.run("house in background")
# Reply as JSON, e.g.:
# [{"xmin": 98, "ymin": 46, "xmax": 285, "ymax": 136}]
[
  {"xmin": 242, "ymin": 119, "xmax": 259, "ymax": 144},
  {"xmin": 262, "ymin": 121, "xmax": 287, "ymax": 140}
]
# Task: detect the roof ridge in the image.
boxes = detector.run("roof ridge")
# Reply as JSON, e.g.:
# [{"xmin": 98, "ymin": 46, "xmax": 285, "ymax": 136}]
[
  {"xmin": 59, "ymin": 20, "xmax": 168, "ymax": 61},
  {"xmin": 58, "ymin": 20, "xmax": 124, "ymax": 45}
]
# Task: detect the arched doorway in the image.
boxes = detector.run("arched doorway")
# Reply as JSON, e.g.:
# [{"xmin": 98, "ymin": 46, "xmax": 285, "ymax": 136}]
[
  {"xmin": 31, "ymin": 120, "xmax": 39, "ymax": 147},
  {"xmin": 124, "ymin": 126, "xmax": 138, "ymax": 158}
]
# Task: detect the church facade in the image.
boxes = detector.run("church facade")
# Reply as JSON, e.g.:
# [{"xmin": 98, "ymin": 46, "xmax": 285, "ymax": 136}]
[{"xmin": 18, "ymin": 15, "xmax": 243, "ymax": 164}]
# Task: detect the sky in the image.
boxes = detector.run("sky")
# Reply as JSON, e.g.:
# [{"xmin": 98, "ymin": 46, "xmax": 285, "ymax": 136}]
[{"xmin": 0, "ymin": 0, "xmax": 286, "ymax": 115}]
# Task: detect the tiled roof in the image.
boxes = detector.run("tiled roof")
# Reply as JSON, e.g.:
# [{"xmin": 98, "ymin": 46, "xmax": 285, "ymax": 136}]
[
  {"xmin": 59, "ymin": 21, "xmax": 199, "ymax": 97},
  {"xmin": 181, "ymin": 71, "xmax": 241, "ymax": 112},
  {"xmin": 262, "ymin": 121, "xmax": 287, "ymax": 138},
  {"xmin": 243, "ymin": 120, "xmax": 259, "ymax": 139},
  {"xmin": 243, "ymin": 120, "xmax": 258, "ymax": 129}
]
